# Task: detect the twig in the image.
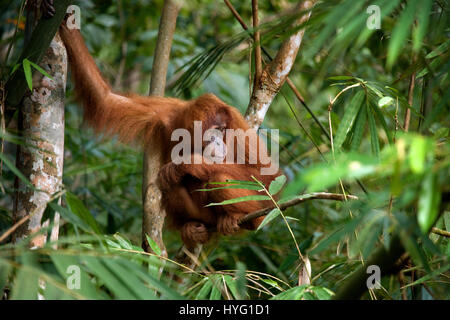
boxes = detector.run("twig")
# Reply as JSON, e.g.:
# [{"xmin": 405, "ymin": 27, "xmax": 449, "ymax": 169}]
[
  {"xmin": 239, "ymin": 192, "xmax": 358, "ymax": 224},
  {"xmin": 223, "ymin": 0, "xmax": 330, "ymax": 139},
  {"xmin": 244, "ymin": 0, "xmax": 315, "ymax": 129},
  {"xmin": 404, "ymin": 68, "xmax": 416, "ymax": 132},
  {"xmin": 252, "ymin": 0, "xmax": 262, "ymax": 89},
  {"xmin": 431, "ymin": 227, "xmax": 450, "ymax": 238}
]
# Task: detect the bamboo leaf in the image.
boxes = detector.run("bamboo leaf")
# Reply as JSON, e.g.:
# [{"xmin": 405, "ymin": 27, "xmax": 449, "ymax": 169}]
[
  {"xmin": 268, "ymin": 175, "xmax": 287, "ymax": 195},
  {"xmin": 367, "ymin": 106, "xmax": 380, "ymax": 157},
  {"xmin": 418, "ymin": 172, "xmax": 441, "ymax": 233},
  {"xmin": 387, "ymin": 0, "xmax": 419, "ymax": 68},
  {"xmin": 413, "ymin": 0, "xmax": 433, "ymax": 52},
  {"xmin": 65, "ymin": 192, "xmax": 101, "ymax": 234},
  {"xmin": 22, "ymin": 58, "xmax": 33, "ymax": 90},
  {"xmin": 257, "ymin": 208, "xmax": 281, "ymax": 231},
  {"xmin": 334, "ymin": 90, "xmax": 365, "ymax": 150},
  {"xmin": 350, "ymin": 105, "xmax": 367, "ymax": 151}
]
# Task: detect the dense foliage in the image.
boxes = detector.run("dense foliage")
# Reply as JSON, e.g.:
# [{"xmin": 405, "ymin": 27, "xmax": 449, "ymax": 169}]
[{"xmin": 0, "ymin": 0, "xmax": 448, "ymax": 300}]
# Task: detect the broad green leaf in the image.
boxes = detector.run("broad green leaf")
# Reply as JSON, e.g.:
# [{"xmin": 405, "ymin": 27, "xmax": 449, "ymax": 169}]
[
  {"xmin": 145, "ymin": 234, "xmax": 162, "ymax": 255},
  {"xmin": 418, "ymin": 172, "xmax": 441, "ymax": 233},
  {"xmin": 82, "ymin": 256, "xmax": 136, "ymax": 299},
  {"xmin": 101, "ymin": 258, "xmax": 156, "ymax": 299},
  {"xmin": 387, "ymin": 0, "xmax": 419, "ymax": 68},
  {"xmin": 270, "ymin": 285, "xmax": 307, "ymax": 300},
  {"xmin": 10, "ymin": 63, "xmax": 20, "ymax": 75},
  {"xmin": 51, "ymin": 253, "xmax": 104, "ymax": 300},
  {"xmin": 29, "ymin": 60, "xmax": 53, "ymax": 80},
  {"xmin": 223, "ymin": 275, "xmax": 239, "ymax": 300},
  {"xmin": 113, "ymin": 233, "xmax": 132, "ymax": 250},
  {"xmin": 311, "ymin": 286, "xmax": 334, "ymax": 300},
  {"xmin": 0, "ymin": 260, "xmax": 12, "ymax": 294},
  {"xmin": 412, "ymin": 0, "xmax": 433, "ymax": 52},
  {"xmin": 257, "ymin": 208, "xmax": 281, "ymax": 231},
  {"xmin": 409, "ymin": 135, "xmax": 427, "ymax": 174},
  {"xmin": 66, "ymin": 192, "xmax": 101, "ymax": 234},
  {"xmin": 378, "ymin": 96, "xmax": 394, "ymax": 108},
  {"xmin": 309, "ymin": 214, "xmax": 363, "ymax": 255},
  {"xmin": 328, "ymin": 76, "xmax": 354, "ymax": 81},
  {"xmin": 196, "ymin": 278, "xmax": 213, "ymax": 299},
  {"xmin": 210, "ymin": 283, "xmax": 222, "ymax": 300},
  {"xmin": 235, "ymin": 262, "xmax": 247, "ymax": 300},
  {"xmin": 367, "ymin": 106, "xmax": 380, "ymax": 157},
  {"xmin": 49, "ymin": 203, "xmax": 92, "ymax": 232},
  {"xmin": 371, "ymin": 101, "xmax": 393, "ymax": 143},
  {"xmin": 350, "ymin": 105, "xmax": 367, "ymax": 151},
  {"xmin": 404, "ymin": 263, "xmax": 450, "ymax": 288},
  {"xmin": 11, "ymin": 251, "xmax": 39, "ymax": 300},
  {"xmin": 334, "ymin": 91, "xmax": 364, "ymax": 150},
  {"xmin": 22, "ymin": 58, "xmax": 33, "ymax": 90},
  {"xmin": 0, "ymin": 152, "xmax": 35, "ymax": 189},
  {"xmin": 268, "ymin": 175, "xmax": 287, "ymax": 195}
]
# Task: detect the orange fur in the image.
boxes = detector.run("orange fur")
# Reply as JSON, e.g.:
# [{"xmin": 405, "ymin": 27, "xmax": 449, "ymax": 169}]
[{"xmin": 60, "ymin": 25, "xmax": 280, "ymax": 248}]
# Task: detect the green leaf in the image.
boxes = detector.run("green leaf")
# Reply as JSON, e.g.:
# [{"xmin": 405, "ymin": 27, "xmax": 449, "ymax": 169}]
[
  {"xmin": 0, "ymin": 260, "xmax": 12, "ymax": 294},
  {"xmin": 418, "ymin": 172, "xmax": 441, "ymax": 233},
  {"xmin": 350, "ymin": 105, "xmax": 367, "ymax": 151},
  {"xmin": 0, "ymin": 152, "xmax": 35, "ymax": 190},
  {"xmin": 22, "ymin": 58, "xmax": 33, "ymax": 90},
  {"xmin": 10, "ymin": 63, "xmax": 21, "ymax": 75},
  {"xmin": 51, "ymin": 253, "xmax": 105, "ymax": 300},
  {"xmin": 328, "ymin": 75, "xmax": 354, "ymax": 81},
  {"xmin": 367, "ymin": 106, "xmax": 380, "ymax": 157},
  {"xmin": 82, "ymin": 256, "xmax": 137, "ymax": 299},
  {"xmin": 404, "ymin": 263, "xmax": 450, "ymax": 288},
  {"xmin": 412, "ymin": 0, "xmax": 433, "ymax": 52},
  {"xmin": 270, "ymin": 285, "xmax": 307, "ymax": 300},
  {"xmin": 309, "ymin": 214, "xmax": 363, "ymax": 255},
  {"xmin": 378, "ymin": 96, "xmax": 394, "ymax": 108},
  {"xmin": 11, "ymin": 251, "xmax": 39, "ymax": 300},
  {"xmin": 145, "ymin": 234, "xmax": 162, "ymax": 255},
  {"xmin": 65, "ymin": 192, "xmax": 101, "ymax": 234},
  {"xmin": 28, "ymin": 60, "xmax": 53, "ymax": 80},
  {"xmin": 210, "ymin": 283, "xmax": 222, "ymax": 300},
  {"xmin": 235, "ymin": 262, "xmax": 247, "ymax": 300},
  {"xmin": 256, "ymin": 208, "xmax": 281, "ymax": 231},
  {"xmin": 334, "ymin": 90, "xmax": 364, "ymax": 150},
  {"xmin": 49, "ymin": 203, "xmax": 91, "ymax": 232},
  {"xmin": 408, "ymin": 135, "xmax": 427, "ymax": 174},
  {"xmin": 205, "ymin": 195, "xmax": 270, "ymax": 207},
  {"xmin": 387, "ymin": 0, "xmax": 419, "ymax": 68},
  {"xmin": 268, "ymin": 175, "xmax": 287, "ymax": 195},
  {"xmin": 196, "ymin": 278, "xmax": 213, "ymax": 299},
  {"xmin": 311, "ymin": 286, "xmax": 334, "ymax": 300}
]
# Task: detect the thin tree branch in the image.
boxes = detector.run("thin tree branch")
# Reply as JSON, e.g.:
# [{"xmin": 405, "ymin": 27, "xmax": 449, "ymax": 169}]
[
  {"xmin": 431, "ymin": 227, "xmax": 450, "ymax": 238},
  {"xmin": 404, "ymin": 67, "xmax": 416, "ymax": 132},
  {"xmin": 245, "ymin": 0, "xmax": 315, "ymax": 130},
  {"xmin": 239, "ymin": 192, "xmax": 358, "ymax": 225},
  {"xmin": 252, "ymin": 0, "xmax": 262, "ymax": 90},
  {"xmin": 223, "ymin": 0, "xmax": 329, "ymax": 139}
]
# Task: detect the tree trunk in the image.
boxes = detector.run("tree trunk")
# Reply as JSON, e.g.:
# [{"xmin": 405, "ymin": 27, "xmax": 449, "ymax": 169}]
[
  {"xmin": 12, "ymin": 32, "xmax": 67, "ymax": 247},
  {"xmin": 142, "ymin": 0, "xmax": 181, "ymax": 256}
]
